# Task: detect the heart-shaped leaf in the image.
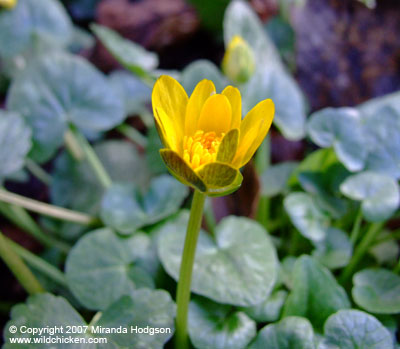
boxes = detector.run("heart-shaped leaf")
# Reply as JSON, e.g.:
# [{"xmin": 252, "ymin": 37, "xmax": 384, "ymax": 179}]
[
  {"xmin": 260, "ymin": 162, "xmax": 297, "ymax": 197},
  {"xmin": 91, "ymin": 24, "xmax": 158, "ymax": 77},
  {"xmin": 283, "ymin": 256, "xmax": 350, "ymax": 329},
  {"xmin": 7, "ymin": 52, "xmax": 125, "ymax": 163},
  {"xmin": 319, "ymin": 309, "xmax": 393, "ymax": 349},
  {"xmin": 101, "ymin": 175, "xmax": 188, "ymax": 234},
  {"xmin": 352, "ymin": 268, "xmax": 400, "ymax": 314},
  {"xmin": 307, "ymin": 107, "xmax": 367, "ymax": 172},
  {"xmin": 284, "ymin": 192, "xmax": 330, "ymax": 242},
  {"xmin": 242, "ymin": 289, "xmax": 288, "ymax": 323},
  {"xmin": 312, "ymin": 227, "xmax": 352, "ymax": 270},
  {"xmin": 0, "ymin": 111, "xmax": 31, "ymax": 181},
  {"xmin": 188, "ymin": 297, "xmax": 256, "ymax": 349},
  {"xmin": 66, "ymin": 228, "xmax": 154, "ymax": 310},
  {"xmin": 109, "ymin": 70, "xmax": 151, "ymax": 116},
  {"xmin": 0, "ymin": 0, "xmax": 72, "ymax": 59},
  {"xmin": 249, "ymin": 316, "xmax": 315, "ymax": 349},
  {"xmin": 181, "ymin": 60, "xmax": 227, "ymax": 95},
  {"xmin": 4, "ymin": 291, "xmax": 175, "ymax": 349},
  {"xmin": 358, "ymin": 93, "xmax": 400, "ymax": 179},
  {"xmin": 96, "ymin": 290, "xmax": 175, "ymax": 349},
  {"xmin": 158, "ymin": 212, "xmax": 278, "ymax": 306},
  {"xmin": 340, "ymin": 171, "xmax": 400, "ymax": 222}
]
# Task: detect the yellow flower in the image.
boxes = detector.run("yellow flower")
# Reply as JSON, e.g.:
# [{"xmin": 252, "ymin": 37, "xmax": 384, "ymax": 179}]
[
  {"xmin": 152, "ymin": 76, "xmax": 274, "ymax": 196},
  {"xmin": 0, "ymin": 0, "xmax": 17, "ymax": 9},
  {"xmin": 222, "ymin": 35, "xmax": 255, "ymax": 85}
]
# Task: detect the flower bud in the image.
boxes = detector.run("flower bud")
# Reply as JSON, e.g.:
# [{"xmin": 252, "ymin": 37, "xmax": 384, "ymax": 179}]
[
  {"xmin": 222, "ymin": 35, "xmax": 255, "ymax": 85},
  {"xmin": 0, "ymin": 0, "xmax": 17, "ymax": 9}
]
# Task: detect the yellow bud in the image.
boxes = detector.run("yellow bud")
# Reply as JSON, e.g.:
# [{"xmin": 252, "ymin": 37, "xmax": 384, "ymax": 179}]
[
  {"xmin": 222, "ymin": 35, "xmax": 255, "ymax": 85},
  {"xmin": 0, "ymin": 0, "xmax": 17, "ymax": 9}
]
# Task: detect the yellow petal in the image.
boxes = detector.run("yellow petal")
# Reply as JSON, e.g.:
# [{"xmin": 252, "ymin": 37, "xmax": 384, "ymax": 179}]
[
  {"xmin": 185, "ymin": 80, "xmax": 216, "ymax": 136},
  {"xmin": 233, "ymin": 99, "xmax": 274, "ymax": 167},
  {"xmin": 197, "ymin": 94, "xmax": 232, "ymax": 135},
  {"xmin": 152, "ymin": 75, "xmax": 188, "ymax": 149},
  {"xmin": 217, "ymin": 128, "xmax": 239, "ymax": 164},
  {"xmin": 154, "ymin": 107, "xmax": 180, "ymax": 151},
  {"xmin": 160, "ymin": 149, "xmax": 206, "ymax": 192},
  {"xmin": 222, "ymin": 86, "xmax": 242, "ymax": 129}
]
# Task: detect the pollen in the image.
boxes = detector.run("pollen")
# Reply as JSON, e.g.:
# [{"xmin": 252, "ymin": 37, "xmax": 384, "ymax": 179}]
[{"xmin": 183, "ymin": 130, "xmax": 224, "ymax": 169}]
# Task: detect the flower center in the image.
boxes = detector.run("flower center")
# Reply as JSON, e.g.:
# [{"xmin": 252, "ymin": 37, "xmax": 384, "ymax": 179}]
[{"xmin": 183, "ymin": 130, "xmax": 224, "ymax": 169}]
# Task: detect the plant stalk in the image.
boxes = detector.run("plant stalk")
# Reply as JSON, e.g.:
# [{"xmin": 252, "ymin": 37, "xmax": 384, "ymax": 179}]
[
  {"xmin": 0, "ymin": 231, "xmax": 45, "ymax": 295},
  {"xmin": 25, "ymin": 159, "xmax": 52, "ymax": 185},
  {"xmin": 350, "ymin": 208, "xmax": 363, "ymax": 244},
  {"xmin": 175, "ymin": 190, "xmax": 206, "ymax": 349},
  {"xmin": 117, "ymin": 124, "xmax": 148, "ymax": 148},
  {"xmin": 0, "ymin": 188, "xmax": 96, "ymax": 226},
  {"xmin": 70, "ymin": 127, "xmax": 112, "ymax": 189},
  {"xmin": 340, "ymin": 222, "xmax": 384, "ymax": 284},
  {"xmin": 255, "ymin": 136, "xmax": 271, "ymax": 228}
]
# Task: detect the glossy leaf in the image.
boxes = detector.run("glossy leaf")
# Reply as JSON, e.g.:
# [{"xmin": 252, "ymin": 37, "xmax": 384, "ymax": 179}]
[
  {"xmin": 66, "ymin": 228, "xmax": 154, "ymax": 310},
  {"xmin": 340, "ymin": 171, "xmax": 400, "ymax": 222},
  {"xmin": 0, "ymin": 0, "xmax": 72, "ymax": 58},
  {"xmin": 307, "ymin": 107, "xmax": 367, "ymax": 172},
  {"xmin": 249, "ymin": 316, "xmax": 315, "ymax": 349},
  {"xmin": 284, "ymin": 192, "xmax": 329, "ymax": 242},
  {"xmin": 158, "ymin": 212, "xmax": 278, "ymax": 306},
  {"xmin": 188, "ymin": 297, "xmax": 256, "ymax": 349},
  {"xmin": 320, "ymin": 309, "xmax": 393, "ymax": 349},
  {"xmin": 101, "ymin": 175, "xmax": 188, "ymax": 234},
  {"xmin": 261, "ymin": 162, "xmax": 297, "ymax": 197},
  {"xmin": 283, "ymin": 256, "xmax": 350, "ymax": 329},
  {"xmin": 0, "ymin": 111, "xmax": 31, "ymax": 181},
  {"xmin": 352, "ymin": 268, "xmax": 400, "ymax": 314},
  {"xmin": 7, "ymin": 52, "xmax": 125, "ymax": 162}
]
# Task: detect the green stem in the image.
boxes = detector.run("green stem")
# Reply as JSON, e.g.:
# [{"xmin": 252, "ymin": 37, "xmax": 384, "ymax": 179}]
[
  {"xmin": 204, "ymin": 198, "xmax": 216, "ymax": 236},
  {"xmin": 0, "ymin": 188, "xmax": 96, "ymax": 226},
  {"xmin": 25, "ymin": 159, "xmax": 51, "ymax": 185},
  {"xmin": 64, "ymin": 129, "xmax": 85, "ymax": 161},
  {"xmin": 117, "ymin": 124, "xmax": 148, "ymax": 148},
  {"xmin": 0, "ymin": 231, "xmax": 45, "ymax": 295},
  {"xmin": 71, "ymin": 127, "xmax": 112, "ymax": 189},
  {"xmin": 6, "ymin": 237, "xmax": 67, "ymax": 287},
  {"xmin": 350, "ymin": 208, "xmax": 363, "ymax": 244},
  {"xmin": 175, "ymin": 190, "xmax": 206, "ymax": 349},
  {"xmin": 0, "ymin": 202, "xmax": 71, "ymax": 253},
  {"xmin": 340, "ymin": 222, "xmax": 384, "ymax": 284}
]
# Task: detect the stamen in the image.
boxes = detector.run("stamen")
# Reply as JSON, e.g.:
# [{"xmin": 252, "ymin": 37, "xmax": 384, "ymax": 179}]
[{"xmin": 183, "ymin": 130, "xmax": 225, "ymax": 169}]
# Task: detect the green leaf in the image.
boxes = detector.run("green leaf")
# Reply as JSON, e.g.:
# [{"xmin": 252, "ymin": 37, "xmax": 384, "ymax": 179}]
[
  {"xmin": 4, "ymin": 293, "xmax": 88, "ymax": 348},
  {"xmin": 312, "ymin": 227, "xmax": 352, "ymax": 270},
  {"xmin": 96, "ymin": 290, "xmax": 175, "ymax": 349},
  {"xmin": 0, "ymin": 111, "xmax": 31, "ymax": 181},
  {"xmin": 91, "ymin": 24, "xmax": 158, "ymax": 77},
  {"xmin": 242, "ymin": 289, "xmax": 288, "ymax": 322},
  {"xmin": 109, "ymin": 70, "xmax": 151, "ymax": 116},
  {"xmin": 261, "ymin": 162, "xmax": 297, "ymax": 197},
  {"xmin": 51, "ymin": 140, "xmax": 149, "ymax": 216},
  {"xmin": 284, "ymin": 192, "xmax": 329, "ymax": 242},
  {"xmin": 358, "ymin": 93, "xmax": 400, "ymax": 179},
  {"xmin": 197, "ymin": 162, "xmax": 237, "ymax": 188},
  {"xmin": 0, "ymin": 0, "xmax": 72, "ymax": 58},
  {"xmin": 340, "ymin": 171, "xmax": 400, "ymax": 222},
  {"xmin": 352, "ymin": 268, "xmax": 400, "ymax": 314},
  {"xmin": 4, "ymin": 291, "xmax": 175, "ymax": 349},
  {"xmin": 101, "ymin": 175, "xmax": 188, "ymax": 234},
  {"xmin": 307, "ymin": 107, "xmax": 367, "ymax": 172},
  {"xmin": 145, "ymin": 126, "xmax": 167, "ymax": 175},
  {"xmin": 320, "ymin": 309, "xmax": 393, "ymax": 349},
  {"xmin": 249, "ymin": 316, "xmax": 315, "ymax": 349},
  {"xmin": 181, "ymin": 60, "xmax": 227, "ymax": 95},
  {"xmin": 188, "ymin": 297, "xmax": 256, "ymax": 349},
  {"xmin": 7, "ymin": 52, "xmax": 125, "ymax": 163},
  {"xmin": 158, "ymin": 212, "xmax": 278, "ymax": 306},
  {"xmin": 283, "ymin": 256, "xmax": 350, "ymax": 329},
  {"xmin": 66, "ymin": 228, "xmax": 154, "ymax": 310},
  {"xmin": 224, "ymin": 1, "xmax": 306, "ymax": 140}
]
